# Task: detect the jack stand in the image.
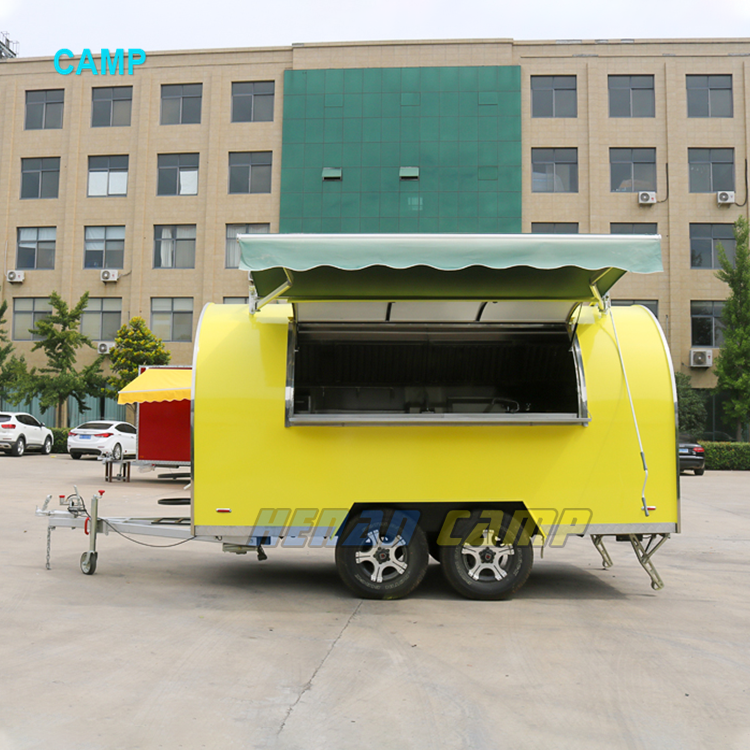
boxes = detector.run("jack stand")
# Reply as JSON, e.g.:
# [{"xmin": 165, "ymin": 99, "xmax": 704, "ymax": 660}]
[
  {"xmin": 629, "ymin": 533, "xmax": 669, "ymax": 590},
  {"xmin": 80, "ymin": 491, "xmax": 104, "ymax": 575},
  {"xmin": 591, "ymin": 535, "xmax": 613, "ymax": 569},
  {"xmin": 257, "ymin": 545, "xmax": 268, "ymax": 561}
]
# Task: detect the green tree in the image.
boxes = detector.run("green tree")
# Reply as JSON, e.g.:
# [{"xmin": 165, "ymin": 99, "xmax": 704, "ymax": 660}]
[
  {"xmin": 715, "ymin": 216, "xmax": 750, "ymax": 441},
  {"xmin": 0, "ymin": 300, "xmax": 28, "ymax": 404},
  {"xmin": 106, "ymin": 317, "xmax": 171, "ymax": 399},
  {"xmin": 19, "ymin": 291, "xmax": 105, "ymax": 428},
  {"xmin": 675, "ymin": 372, "xmax": 707, "ymax": 438}
]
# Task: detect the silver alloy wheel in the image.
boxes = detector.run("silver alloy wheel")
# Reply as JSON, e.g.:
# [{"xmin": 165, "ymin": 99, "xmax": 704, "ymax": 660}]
[
  {"xmin": 355, "ymin": 530, "xmax": 408, "ymax": 583},
  {"xmin": 461, "ymin": 542, "xmax": 515, "ymax": 581}
]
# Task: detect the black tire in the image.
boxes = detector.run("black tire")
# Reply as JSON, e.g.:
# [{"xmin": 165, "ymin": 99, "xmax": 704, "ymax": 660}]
[
  {"xmin": 42, "ymin": 436, "xmax": 52, "ymax": 455},
  {"xmin": 11, "ymin": 436, "xmax": 25, "ymax": 457},
  {"xmin": 335, "ymin": 509, "xmax": 429, "ymax": 600},
  {"xmin": 70, "ymin": 452, "xmax": 82, "ymax": 460},
  {"xmin": 695, "ymin": 468, "xmax": 705, "ymax": 476},
  {"xmin": 439, "ymin": 509, "xmax": 534, "ymax": 600},
  {"xmin": 112, "ymin": 443, "xmax": 123, "ymax": 460},
  {"xmin": 80, "ymin": 551, "xmax": 98, "ymax": 575}
]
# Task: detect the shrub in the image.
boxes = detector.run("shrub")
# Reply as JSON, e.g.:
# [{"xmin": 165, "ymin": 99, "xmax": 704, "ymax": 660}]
[
  {"xmin": 700, "ymin": 441, "xmax": 750, "ymax": 470},
  {"xmin": 50, "ymin": 427, "xmax": 69, "ymax": 454}
]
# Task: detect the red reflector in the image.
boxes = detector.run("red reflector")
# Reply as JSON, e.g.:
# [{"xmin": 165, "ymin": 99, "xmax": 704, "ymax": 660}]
[
  {"xmin": 94, "ymin": 432, "xmax": 113, "ymax": 438},
  {"xmin": 1, "ymin": 424, "xmax": 15, "ymax": 429},
  {"xmin": 647, "ymin": 506, "xmax": 657, "ymax": 511},
  {"xmin": 694, "ymin": 446, "xmax": 705, "ymax": 454},
  {"xmin": 216, "ymin": 508, "xmax": 232, "ymax": 513}
]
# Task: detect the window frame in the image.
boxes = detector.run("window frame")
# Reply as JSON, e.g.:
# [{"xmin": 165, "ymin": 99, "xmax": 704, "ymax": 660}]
[
  {"xmin": 611, "ymin": 299, "xmax": 659, "ymax": 318},
  {"xmin": 691, "ymin": 301, "xmax": 725, "ymax": 347},
  {"xmin": 84, "ymin": 226, "xmax": 125, "ymax": 269},
  {"xmin": 80, "ymin": 297, "xmax": 123, "ymax": 341},
  {"xmin": 225, "ymin": 223, "xmax": 271, "ymax": 268},
  {"xmin": 150, "ymin": 297, "xmax": 194, "ymax": 342},
  {"xmin": 157, "ymin": 153, "xmax": 200, "ymax": 196},
  {"xmin": 688, "ymin": 148, "xmax": 735, "ymax": 193},
  {"xmin": 686, "ymin": 75, "xmax": 733, "ymax": 118},
  {"xmin": 530, "ymin": 76, "xmax": 577, "ymax": 118},
  {"xmin": 610, "ymin": 223, "xmax": 658, "ymax": 235},
  {"xmin": 531, "ymin": 148, "xmax": 578, "ymax": 193},
  {"xmin": 690, "ymin": 224, "xmax": 736, "ymax": 269},
  {"xmin": 25, "ymin": 89, "xmax": 64, "ymax": 130},
  {"xmin": 530, "ymin": 223, "xmax": 579, "ymax": 234},
  {"xmin": 160, "ymin": 83, "xmax": 202, "ymax": 125},
  {"xmin": 228, "ymin": 152, "xmax": 273, "ymax": 194},
  {"xmin": 12, "ymin": 298, "xmax": 53, "ymax": 341},
  {"xmin": 153, "ymin": 225, "xmax": 197, "ymax": 269},
  {"xmin": 608, "ymin": 75, "xmax": 655, "ymax": 118},
  {"xmin": 16, "ymin": 227, "xmax": 56, "ymax": 270},
  {"xmin": 91, "ymin": 86, "xmax": 133, "ymax": 127},
  {"xmin": 20, "ymin": 157, "xmax": 60, "ymax": 200},
  {"xmin": 231, "ymin": 81, "xmax": 275, "ymax": 123},
  {"xmin": 87, "ymin": 155, "xmax": 129, "ymax": 197},
  {"xmin": 609, "ymin": 148, "xmax": 657, "ymax": 193}
]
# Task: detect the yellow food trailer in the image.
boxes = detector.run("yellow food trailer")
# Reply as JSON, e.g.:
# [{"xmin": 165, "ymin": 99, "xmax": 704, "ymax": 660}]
[{"xmin": 38, "ymin": 233, "xmax": 679, "ymax": 600}]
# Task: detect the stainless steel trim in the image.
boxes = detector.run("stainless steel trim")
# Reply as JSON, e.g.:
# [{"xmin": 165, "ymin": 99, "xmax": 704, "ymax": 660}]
[
  {"xmin": 571, "ymin": 333, "xmax": 589, "ymax": 422},
  {"xmin": 582, "ymin": 523, "xmax": 677, "ymax": 534},
  {"xmin": 285, "ymin": 321, "xmax": 297, "ymax": 428},
  {"xmin": 287, "ymin": 413, "xmax": 589, "ymax": 426},
  {"xmin": 251, "ymin": 268, "xmax": 293, "ymax": 313}
]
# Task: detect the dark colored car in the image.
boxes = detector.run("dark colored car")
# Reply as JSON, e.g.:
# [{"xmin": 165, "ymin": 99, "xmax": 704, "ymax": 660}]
[{"xmin": 679, "ymin": 435, "xmax": 705, "ymax": 475}]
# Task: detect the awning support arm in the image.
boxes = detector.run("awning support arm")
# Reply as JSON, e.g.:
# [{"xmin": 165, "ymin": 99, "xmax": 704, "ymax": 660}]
[
  {"xmin": 250, "ymin": 268, "xmax": 294, "ymax": 314},
  {"xmin": 588, "ymin": 269, "xmax": 612, "ymax": 313}
]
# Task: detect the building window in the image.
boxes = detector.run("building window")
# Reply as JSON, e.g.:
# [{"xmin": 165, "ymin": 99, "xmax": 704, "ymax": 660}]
[
  {"xmin": 530, "ymin": 76, "xmax": 577, "ymax": 118},
  {"xmin": 154, "ymin": 225, "xmax": 196, "ymax": 269},
  {"xmin": 610, "ymin": 148, "xmax": 656, "ymax": 192},
  {"xmin": 21, "ymin": 158, "xmax": 60, "ymax": 199},
  {"xmin": 608, "ymin": 75, "xmax": 655, "ymax": 118},
  {"xmin": 228, "ymin": 152, "xmax": 272, "ymax": 194},
  {"xmin": 88, "ymin": 155, "xmax": 128, "ymax": 196},
  {"xmin": 12, "ymin": 298, "xmax": 52, "ymax": 341},
  {"xmin": 690, "ymin": 224, "xmax": 736, "ymax": 269},
  {"xmin": 531, "ymin": 148, "xmax": 578, "ymax": 193},
  {"xmin": 691, "ymin": 301, "xmax": 724, "ymax": 347},
  {"xmin": 232, "ymin": 81, "xmax": 274, "ymax": 122},
  {"xmin": 81, "ymin": 298, "xmax": 122, "ymax": 341},
  {"xmin": 531, "ymin": 223, "xmax": 579, "ymax": 233},
  {"xmin": 687, "ymin": 75, "xmax": 732, "ymax": 118},
  {"xmin": 91, "ymin": 86, "xmax": 132, "ymax": 127},
  {"xmin": 160, "ymin": 84, "xmax": 202, "ymax": 125},
  {"xmin": 225, "ymin": 223, "xmax": 270, "ymax": 268},
  {"xmin": 151, "ymin": 298, "xmax": 193, "ymax": 342},
  {"xmin": 157, "ymin": 154, "xmax": 199, "ymax": 196},
  {"xmin": 610, "ymin": 223, "xmax": 658, "ymax": 234},
  {"xmin": 16, "ymin": 228, "xmax": 56, "ymax": 270},
  {"xmin": 25, "ymin": 89, "xmax": 64, "ymax": 130},
  {"xmin": 84, "ymin": 226, "xmax": 125, "ymax": 269},
  {"xmin": 688, "ymin": 148, "xmax": 734, "ymax": 193},
  {"xmin": 611, "ymin": 299, "xmax": 659, "ymax": 317},
  {"xmin": 224, "ymin": 297, "xmax": 249, "ymax": 305}
]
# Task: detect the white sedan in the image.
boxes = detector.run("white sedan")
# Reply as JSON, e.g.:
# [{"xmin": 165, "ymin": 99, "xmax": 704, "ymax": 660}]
[
  {"xmin": 67, "ymin": 420, "xmax": 137, "ymax": 460},
  {"xmin": 0, "ymin": 412, "xmax": 54, "ymax": 457}
]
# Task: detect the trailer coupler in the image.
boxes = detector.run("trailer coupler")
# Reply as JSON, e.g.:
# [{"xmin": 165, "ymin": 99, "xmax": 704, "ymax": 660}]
[{"xmin": 590, "ymin": 533, "xmax": 670, "ymax": 590}]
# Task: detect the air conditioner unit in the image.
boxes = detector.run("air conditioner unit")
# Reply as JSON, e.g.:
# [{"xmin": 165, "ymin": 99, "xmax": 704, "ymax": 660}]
[
  {"xmin": 717, "ymin": 191, "xmax": 735, "ymax": 205},
  {"xmin": 5, "ymin": 270, "xmax": 25, "ymax": 283},
  {"xmin": 690, "ymin": 349, "xmax": 713, "ymax": 368},
  {"xmin": 638, "ymin": 191, "xmax": 657, "ymax": 205},
  {"xmin": 97, "ymin": 342, "xmax": 115, "ymax": 355},
  {"xmin": 100, "ymin": 269, "xmax": 119, "ymax": 282}
]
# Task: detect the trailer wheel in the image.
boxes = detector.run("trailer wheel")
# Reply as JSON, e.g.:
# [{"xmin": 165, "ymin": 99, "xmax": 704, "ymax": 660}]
[
  {"xmin": 335, "ymin": 510, "xmax": 429, "ymax": 600},
  {"xmin": 80, "ymin": 551, "xmax": 98, "ymax": 575},
  {"xmin": 440, "ymin": 510, "xmax": 533, "ymax": 600}
]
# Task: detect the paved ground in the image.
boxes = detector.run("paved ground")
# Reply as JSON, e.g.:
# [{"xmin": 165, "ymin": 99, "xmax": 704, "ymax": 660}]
[{"xmin": 1, "ymin": 454, "xmax": 749, "ymax": 750}]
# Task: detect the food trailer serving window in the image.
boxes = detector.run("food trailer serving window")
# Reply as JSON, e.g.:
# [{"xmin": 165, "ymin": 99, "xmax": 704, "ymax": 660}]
[
  {"xmin": 287, "ymin": 320, "xmax": 587, "ymax": 425},
  {"xmin": 237, "ymin": 233, "xmax": 663, "ymax": 426}
]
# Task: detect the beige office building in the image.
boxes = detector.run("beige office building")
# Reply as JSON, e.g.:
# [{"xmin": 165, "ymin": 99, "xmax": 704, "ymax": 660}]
[{"xmin": 1, "ymin": 37, "xmax": 749, "ymax": 425}]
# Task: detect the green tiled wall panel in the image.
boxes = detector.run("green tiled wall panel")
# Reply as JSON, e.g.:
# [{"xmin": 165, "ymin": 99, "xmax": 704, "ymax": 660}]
[{"xmin": 280, "ymin": 66, "xmax": 521, "ymax": 235}]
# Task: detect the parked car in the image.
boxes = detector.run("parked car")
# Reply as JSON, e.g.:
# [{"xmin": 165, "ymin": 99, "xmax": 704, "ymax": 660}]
[
  {"xmin": 0, "ymin": 412, "xmax": 53, "ymax": 457},
  {"xmin": 67, "ymin": 420, "xmax": 137, "ymax": 460},
  {"xmin": 679, "ymin": 435, "xmax": 705, "ymax": 475}
]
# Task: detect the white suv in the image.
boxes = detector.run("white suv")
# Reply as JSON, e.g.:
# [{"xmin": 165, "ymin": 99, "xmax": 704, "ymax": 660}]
[{"xmin": 0, "ymin": 412, "xmax": 54, "ymax": 457}]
